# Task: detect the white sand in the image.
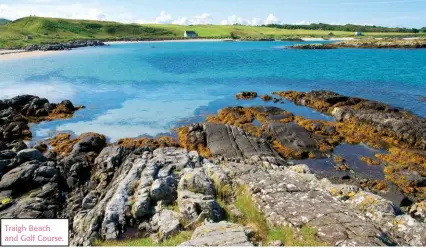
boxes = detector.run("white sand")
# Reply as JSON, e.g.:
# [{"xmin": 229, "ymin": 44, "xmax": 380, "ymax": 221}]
[{"xmin": 0, "ymin": 50, "xmax": 61, "ymax": 61}]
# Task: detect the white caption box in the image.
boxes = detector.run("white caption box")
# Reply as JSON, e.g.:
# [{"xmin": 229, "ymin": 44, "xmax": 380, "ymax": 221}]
[{"xmin": 1, "ymin": 219, "xmax": 69, "ymax": 247}]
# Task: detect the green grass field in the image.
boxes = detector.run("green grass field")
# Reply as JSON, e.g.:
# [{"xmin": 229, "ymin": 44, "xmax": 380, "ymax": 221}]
[{"xmin": 0, "ymin": 16, "xmax": 425, "ymax": 49}]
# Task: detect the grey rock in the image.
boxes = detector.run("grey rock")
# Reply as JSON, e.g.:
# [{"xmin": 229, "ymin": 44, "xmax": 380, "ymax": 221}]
[
  {"xmin": 179, "ymin": 222, "xmax": 253, "ymax": 246},
  {"xmin": 409, "ymin": 200, "xmax": 426, "ymax": 223},
  {"xmin": 95, "ymin": 146, "xmax": 125, "ymax": 169},
  {"xmin": 102, "ymin": 157, "xmax": 146, "ymax": 240},
  {"xmin": 266, "ymin": 122, "xmax": 317, "ymax": 151},
  {"xmin": 82, "ymin": 192, "xmax": 99, "ymax": 210},
  {"xmin": 151, "ymin": 209, "xmax": 181, "ymax": 241},
  {"xmin": 178, "ymin": 168, "xmax": 215, "ymax": 196},
  {"xmin": 71, "ymin": 133, "xmax": 105, "ymax": 155},
  {"xmin": 204, "ymin": 123, "xmax": 282, "ymax": 162},
  {"xmin": 150, "ymin": 176, "xmax": 177, "ymax": 204},
  {"xmin": 228, "ymin": 162, "xmax": 391, "ymax": 246},
  {"xmin": 178, "ymin": 190, "xmax": 224, "ymax": 223},
  {"xmin": 0, "ymin": 161, "xmax": 39, "ymax": 191},
  {"xmin": 16, "ymin": 149, "xmax": 45, "ymax": 164}
]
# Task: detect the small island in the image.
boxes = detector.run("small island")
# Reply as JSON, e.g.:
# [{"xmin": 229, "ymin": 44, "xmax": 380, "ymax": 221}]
[{"xmin": 290, "ymin": 38, "xmax": 426, "ymax": 49}]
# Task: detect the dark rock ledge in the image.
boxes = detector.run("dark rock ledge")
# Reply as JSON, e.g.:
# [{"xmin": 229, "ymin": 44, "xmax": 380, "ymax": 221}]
[
  {"xmin": 0, "ymin": 93, "xmax": 425, "ymax": 246},
  {"xmin": 25, "ymin": 40, "xmax": 105, "ymax": 51}
]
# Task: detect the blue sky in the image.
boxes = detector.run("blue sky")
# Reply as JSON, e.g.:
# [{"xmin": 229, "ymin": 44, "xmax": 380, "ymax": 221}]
[{"xmin": 0, "ymin": 0, "xmax": 425, "ymax": 27}]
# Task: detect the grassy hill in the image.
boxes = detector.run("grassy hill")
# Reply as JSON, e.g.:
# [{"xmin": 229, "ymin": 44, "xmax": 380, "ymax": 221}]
[
  {"xmin": 0, "ymin": 16, "xmax": 424, "ymax": 49},
  {"xmin": 0, "ymin": 19, "xmax": 10, "ymax": 25}
]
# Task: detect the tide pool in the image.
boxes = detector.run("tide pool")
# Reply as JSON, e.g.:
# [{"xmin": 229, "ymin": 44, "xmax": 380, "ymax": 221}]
[{"xmin": 1, "ymin": 41, "xmax": 425, "ymax": 142}]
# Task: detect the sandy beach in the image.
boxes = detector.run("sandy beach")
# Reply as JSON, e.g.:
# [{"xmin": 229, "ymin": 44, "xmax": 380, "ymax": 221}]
[{"xmin": 0, "ymin": 50, "xmax": 61, "ymax": 61}]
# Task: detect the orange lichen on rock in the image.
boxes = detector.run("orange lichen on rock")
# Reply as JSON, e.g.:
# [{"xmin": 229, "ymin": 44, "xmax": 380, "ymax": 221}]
[
  {"xmin": 334, "ymin": 119, "xmax": 401, "ymax": 149},
  {"xmin": 47, "ymin": 104, "xmax": 77, "ymax": 120},
  {"xmin": 117, "ymin": 136, "xmax": 179, "ymax": 150},
  {"xmin": 333, "ymin": 155, "xmax": 345, "ymax": 163},
  {"xmin": 377, "ymin": 148, "xmax": 426, "ymax": 198},
  {"xmin": 335, "ymin": 164, "xmax": 351, "ymax": 171},
  {"xmin": 34, "ymin": 142, "xmax": 48, "ymax": 153},
  {"xmin": 177, "ymin": 126, "xmax": 212, "ymax": 158},
  {"xmin": 260, "ymin": 94, "xmax": 273, "ymax": 101},
  {"xmin": 372, "ymin": 180, "xmax": 388, "ymax": 192},
  {"xmin": 236, "ymin": 91, "xmax": 258, "ymax": 100},
  {"xmin": 272, "ymin": 140, "xmax": 307, "ymax": 159},
  {"xmin": 49, "ymin": 133, "xmax": 77, "ymax": 155},
  {"xmin": 360, "ymin": 156, "xmax": 381, "ymax": 166},
  {"xmin": 48, "ymin": 132, "xmax": 106, "ymax": 156},
  {"xmin": 206, "ymin": 107, "xmax": 270, "ymax": 137},
  {"xmin": 273, "ymin": 91, "xmax": 332, "ymax": 113}
]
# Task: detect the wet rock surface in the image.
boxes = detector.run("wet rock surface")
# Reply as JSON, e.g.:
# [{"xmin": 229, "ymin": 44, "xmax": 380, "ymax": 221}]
[{"xmin": 275, "ymin": 90, "xmax": 426, "ymax": 150}]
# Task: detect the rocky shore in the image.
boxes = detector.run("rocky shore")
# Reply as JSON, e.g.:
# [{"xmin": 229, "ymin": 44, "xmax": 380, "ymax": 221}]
[
  {"xmin": 290, "ymin": 38, "xmax": 426, "ymax": 49},
  {"xmin": 25, "ymin": 40, "xmax": 105, "ymax": 51},
  {"xmin": 0, "ymin": 91, "xmax": 425, "ymax": 246}
]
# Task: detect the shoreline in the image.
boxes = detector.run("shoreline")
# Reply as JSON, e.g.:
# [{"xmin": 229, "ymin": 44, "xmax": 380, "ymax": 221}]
[
  {"xmin": 104, "ymin": 38, "xmax": 231, "ymax": 44},
  {"xmin": 0, "ymin": 50, "xmax": 62, "ymax": 61},
  {"xmin": 1, "ymin": 36, "xmax": 423, "ymax": 61}
]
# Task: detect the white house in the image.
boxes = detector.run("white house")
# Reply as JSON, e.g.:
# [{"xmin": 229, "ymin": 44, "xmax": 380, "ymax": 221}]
[
  {"xmin": 184, "ymin": 31, "xmax": 198, "ymax": 38},
  {"xmin": 355, "ymin": 31, "xmax": 362, "ymax": 36}
]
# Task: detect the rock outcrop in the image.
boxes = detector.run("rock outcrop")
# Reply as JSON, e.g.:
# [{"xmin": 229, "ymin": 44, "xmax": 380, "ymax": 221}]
[
  {"xmin": 0, "ymin": 95, "xmax": 82, "ymax": 149},
  {"xmin": 290, "ymin": 39, "xmax": 426, "ymax": 49},
  {"xmin": 275, "ymin": 90, "xmax": 426, "ymax": 150},
  {"xmin": 180, "ymin": 222, "xmax": 254, "ymax": 246},
  {"xmin": 25, "ymin": 40, "xmax": 105, "ymax": 51},
  {"xmin": 2, "ymin": 92, "xmax": 426, "ymax": 247},
  {"xmin": 228, "ymin": 161, "xmax": 426, "ymax": 246}
]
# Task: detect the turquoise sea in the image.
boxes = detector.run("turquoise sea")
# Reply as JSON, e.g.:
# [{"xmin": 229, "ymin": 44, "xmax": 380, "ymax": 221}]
[{"xmin": 1, "ymin": 41, "xmax": 426, "ymax": 142}]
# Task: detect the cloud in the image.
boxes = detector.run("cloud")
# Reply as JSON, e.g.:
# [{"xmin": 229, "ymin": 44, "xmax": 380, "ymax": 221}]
[
  {"xmin": 136, "ymin": 11, "xmax": 211, "ymax": 25},
  {"xmin": 264, "ymin": 13, "xmax": 280, "ymax": 25},
  {"xmin": 0, "ymin": 4, "xmax": 9, "ymax": 16},
  {"xmin": 154, "ymin": 11, "xmax": 173, "ymax": 24},
  {"xmin": 71, "ymin": 8, "xmax": 106, "ymax": 21},
  {"xmin": 220, "ymin": 14, "xmax": 281, "ymax": 26},
  {"xmin": 172, "ymin": 17, "xmax": 189, "ymax": 25},
  {"xmin": 0, "ymin": 3, "xmax": 110, "ymax": 21},
  {"xmin": 190, "ymin": 13, "xmax": 211, "ymax": 25},
  {"xmin": 295, "ymin": 20, "xmax": 311, "ymax": 25}
]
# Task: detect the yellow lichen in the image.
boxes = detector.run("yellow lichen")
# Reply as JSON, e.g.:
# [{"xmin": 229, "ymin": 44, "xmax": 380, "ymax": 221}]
[
  {"xmin": 360, "ymin": 156, "xmax": 381, "ymax": 166},
  {"xmin": 177, "ymin": 126, "xmax": 212, "ymax": 158}
]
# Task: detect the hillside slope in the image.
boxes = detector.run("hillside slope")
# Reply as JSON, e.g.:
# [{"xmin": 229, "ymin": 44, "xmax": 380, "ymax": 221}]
[
  {"xmin": 0, "ymin": 16, "xmax": 423, "ymax": 49},
  {"xmin": 0, "ymin": 18, "xmax": 10, "ymax": 25}
]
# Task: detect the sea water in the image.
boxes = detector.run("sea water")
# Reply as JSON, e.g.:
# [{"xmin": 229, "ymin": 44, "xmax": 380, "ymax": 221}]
[{"xmin": 1, "ymin": 41, "xmax": 426, "ymax": 142}]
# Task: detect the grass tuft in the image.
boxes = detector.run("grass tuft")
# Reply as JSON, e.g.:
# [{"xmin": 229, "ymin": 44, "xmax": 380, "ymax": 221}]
[{"xmin": 94, "ymin": 231, "xmax": 193, "ymax": 247}]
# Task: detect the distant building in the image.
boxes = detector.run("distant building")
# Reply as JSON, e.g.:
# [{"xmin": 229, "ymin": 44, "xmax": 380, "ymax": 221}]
[
  {"xmin": 355, "ymin": 31, "xmax": 362, "ymax": 36},
  {"xmin": 184, "ymin": 31, "xmax": 198, "ymax": 38}
]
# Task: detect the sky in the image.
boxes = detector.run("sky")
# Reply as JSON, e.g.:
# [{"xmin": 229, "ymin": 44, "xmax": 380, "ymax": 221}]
[{"xmin": 0, "ymin": 0, "xmax": 425, "ymax": 28}]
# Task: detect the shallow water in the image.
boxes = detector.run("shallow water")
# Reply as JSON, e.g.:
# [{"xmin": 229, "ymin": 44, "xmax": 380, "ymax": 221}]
[
  {"xmin": 1, "ymin": 41, "xmax": 426, "ymax": 141},
  {"xmin": 294, "ymin": 143, "xmax": 387, "ymax": 180}
]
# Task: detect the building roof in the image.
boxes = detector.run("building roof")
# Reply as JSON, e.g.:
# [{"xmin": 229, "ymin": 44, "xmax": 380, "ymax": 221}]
[{"xmin": 185, "ymin": 31, "xmax": 197, "ymax": 34}]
